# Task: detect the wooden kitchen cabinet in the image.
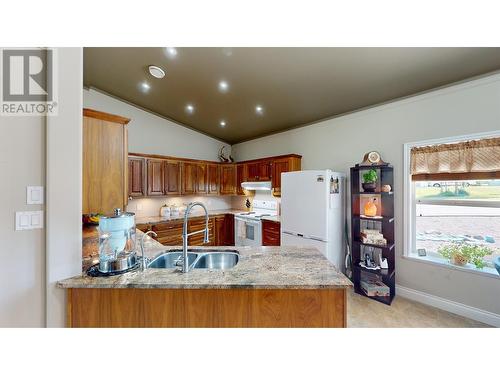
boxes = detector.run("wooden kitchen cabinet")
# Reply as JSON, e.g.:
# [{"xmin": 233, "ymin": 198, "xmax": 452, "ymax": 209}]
[
  {"xmin": 271, "ymin": 155, "xmax": 302, "ymax": 197},
  {"xmin": 128, "ymin": 152, "xmax": 301, "ymax": 197},
  {"xmin": 259, "ymin": 161, "xmax": 272, "ymax": 181},
  {"xmin": 188, "ymin": 217, "xmax": 215, "ymax": 246},
  {"xmin": 196, "ymin": 163, "xmax": 208, "ymax": 194},
  {"xmin": 214, "ymin": 214, "xmax": 235, "ymax": 246},
  {"xmin": 147, "ymin": 159, "xmax": 165, "ymax": 196},
  {"xmin": 262, "ymin": 219, "xmax": 280, "ymax": 246},
  {"xmin": 152, "ymin": 221, "xmax": 183, "ymax": 246},
  {"xmin": 224, "ymin": 214, "xmax": 235, "ymax": 246},
  {"xmin": 207, "ymin": 163, "xmax": 220, "ymax": 195},
  {"xmin": 128, "ymin": 157, "xmax": 145, "ymax": 198},
  {"xmin": 220, "ymin": 164, "xmax": 236, "ymax": 195},
  {"xmin": 164, "ymin": 160, "xmax": 181, "ymax": 195},
  {"xmin": 236, "ymin": 164, "xmax": 247, "ymax": 195},
  {"xmin": 246, "ymin": 162, "xmax": 260, "ymax": 182},
  {"xmin": 83, "ymin": 108, "xmax": 130, "ymax": 214},
  {"xmin": 181, "ymin": 162, "xmax": 198, "ymax": 195},
  {"xmin": 246, "ymin": 161, "xmax": 272, "ymax": 181}
]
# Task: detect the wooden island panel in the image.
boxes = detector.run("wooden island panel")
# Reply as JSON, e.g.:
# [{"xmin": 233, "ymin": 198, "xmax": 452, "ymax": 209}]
[{"xmin": 67, "ymin": 288, "xmax": 346, "ymax": 328}]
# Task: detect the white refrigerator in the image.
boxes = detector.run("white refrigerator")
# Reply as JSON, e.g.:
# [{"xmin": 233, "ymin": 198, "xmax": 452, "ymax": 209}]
[{"xmin": 281, "ymin": 170, "xmax": 345, "ymax": 270}]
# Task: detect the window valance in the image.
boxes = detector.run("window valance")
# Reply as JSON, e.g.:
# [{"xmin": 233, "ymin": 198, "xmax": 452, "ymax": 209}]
[{"xmin": 411, "ymin": 137, "xmax": 500, "ymax": 181}]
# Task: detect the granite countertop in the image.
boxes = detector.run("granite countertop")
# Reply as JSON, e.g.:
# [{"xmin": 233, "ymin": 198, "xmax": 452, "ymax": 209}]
[
  {"xmin": 262, "ymin": 215, "xmax": 280, "ymax": 223},
  {"xmin": 60, "ymin": 230, "xmax": 352, "ymax": 290},
  {"xmin": 135, "ymin": 209, "xmax": 242, "ymax": 225}
]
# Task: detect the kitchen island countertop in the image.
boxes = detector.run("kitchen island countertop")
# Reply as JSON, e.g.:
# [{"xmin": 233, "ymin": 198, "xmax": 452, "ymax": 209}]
[{"xmin": 59, "ymin": 230, "xmax": 352, "ymax": 290}]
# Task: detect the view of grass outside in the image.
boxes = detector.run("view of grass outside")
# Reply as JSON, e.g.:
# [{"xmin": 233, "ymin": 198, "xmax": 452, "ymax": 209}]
[
  {"xmin": 414, "ymin": 180, "xmax": 500, "ymax": 274},
  {"xmin": 415, "ymin": 180, "xmax": 500, "ymax": 200}
]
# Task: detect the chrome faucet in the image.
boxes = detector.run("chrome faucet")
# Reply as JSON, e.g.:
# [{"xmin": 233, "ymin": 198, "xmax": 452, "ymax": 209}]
[
  {"xmin": 140, "ymin": 230, "xmax": 157, "ymax": 270},
  {"xmin": 181, "ymin": 202, "xmax": 210, "ymax": 273}
]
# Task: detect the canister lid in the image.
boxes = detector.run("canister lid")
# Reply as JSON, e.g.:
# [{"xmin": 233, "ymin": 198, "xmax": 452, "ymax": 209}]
[{"xmin": 101, "ymin": 208, "xmax": 135, "ymax": 219}]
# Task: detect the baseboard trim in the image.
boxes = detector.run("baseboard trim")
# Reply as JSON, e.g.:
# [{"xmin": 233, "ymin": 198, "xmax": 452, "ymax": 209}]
[{"xmin": 396, "ymin": 285, "xmax": 500, "ymax": 327}]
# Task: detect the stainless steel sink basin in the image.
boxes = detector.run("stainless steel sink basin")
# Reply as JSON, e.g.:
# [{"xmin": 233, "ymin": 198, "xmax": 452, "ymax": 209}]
[
  {"xmin": 148, "ymin": 252, "xmax": 198, "ymax": 269},
  {"xmin": 147, "ymin": 250, "xmax": 239, "ymax": 270},
  {"xmin": 193, "ymin": 252, "xmax": 239, "ymax": 270}
]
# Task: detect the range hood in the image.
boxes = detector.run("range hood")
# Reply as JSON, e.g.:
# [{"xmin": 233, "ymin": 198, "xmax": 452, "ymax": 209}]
[{"xmin": 241, "ymin": 181, "xmax": 272, "ymax": 191}]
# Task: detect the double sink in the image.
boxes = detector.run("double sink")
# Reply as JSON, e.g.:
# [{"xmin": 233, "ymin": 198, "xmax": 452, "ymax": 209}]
[{"xmin": 147, "ymin": 250, "xmax": 239, "ymax": 271}]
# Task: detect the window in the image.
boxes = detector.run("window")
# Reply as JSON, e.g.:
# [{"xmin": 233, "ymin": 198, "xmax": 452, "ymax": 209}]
[{"xmin": 404, "ymin": 134, "xmax": 500, "ymax": 276}]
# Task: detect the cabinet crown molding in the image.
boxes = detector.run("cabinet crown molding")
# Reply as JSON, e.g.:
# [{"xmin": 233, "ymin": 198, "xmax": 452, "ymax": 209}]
[{"xmin": 83, "ymin": 108, "xmax": 131, "ymax": 125}]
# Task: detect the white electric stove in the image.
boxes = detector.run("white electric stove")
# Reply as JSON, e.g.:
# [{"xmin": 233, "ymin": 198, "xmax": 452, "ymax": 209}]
[{"xmin": 234, "ymin": 200, "xmax": 278, "ymax": 246}]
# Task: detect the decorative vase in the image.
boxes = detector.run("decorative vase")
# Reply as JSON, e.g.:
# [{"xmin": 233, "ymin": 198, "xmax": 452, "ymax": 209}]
[
  {"xmin": 450, "ymin": 254, "xmax": 468, "ymax": 267},
  {"xmin": 362, "ymin": 182, "xmax": 377, "ymax": 192},
  {"xmin": 364, "ymin": 198, "xmax": 378, "ymax": 217},
  {"xmin": 494, "ymin": 256, "xmax": 500, "ymax": 275}
]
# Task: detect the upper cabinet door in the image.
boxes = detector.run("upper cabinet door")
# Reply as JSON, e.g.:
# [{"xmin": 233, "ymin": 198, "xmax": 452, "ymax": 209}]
[
  {"xmin": 196, "ymin": 163, "xmax": 208, "ymax": 194},
  {"xmin": 271, "ymin": 158, "xmax": 290, "ymax": 194},
  {"xmin": 164, "ymin": 160, "xmax": 181, "ymax": 195},
  {"xmin": 271, "ymin": 156, "xmax": 302, "ymax": 197},
  {"xmin": 220, "ymin": 164, "xmax": 236, "ymax": 195},
  {"xmin": 236, "ymin": 164, "xmax": 247, "ymax": 195},
  {"xmin": 82, "ymin": 109, "xmax": 130, "ymax": 215},
  {"xmin": 246, "ymin": 162, "xmax": 260, "ymax": 181},
  {"xmin": 181, "ymin": 162, "xmax": 198, "ymax": 195},
  {"xmin": 128, "ymin": 157, "xmax": 145, "ymax": 198},
  {"xmin": 258, "ymin": 161, "xmax": 272, "ymax": 181},
  {"xmin": 207, "ymin": 163, "xmax": 220, "ymax": 195},
  {"xmin": 147, "ymin": 159, "xmax": 164, "ymax": 196}
]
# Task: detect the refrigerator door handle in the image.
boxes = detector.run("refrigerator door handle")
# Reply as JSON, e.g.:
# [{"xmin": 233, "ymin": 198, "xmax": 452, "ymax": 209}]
[
  {"xmin": 309, "ymin": 235, "xmax": 327, "ymax": 242},
  {"xmin": 282, "ymin": 230, "xmax": 306, "ymax": 238}
]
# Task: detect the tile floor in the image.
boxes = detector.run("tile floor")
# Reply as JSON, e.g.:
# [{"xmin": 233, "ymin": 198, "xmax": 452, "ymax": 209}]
[{"xmin": 347, "ymin": 289, "xmax": 490, "ymax": 328}]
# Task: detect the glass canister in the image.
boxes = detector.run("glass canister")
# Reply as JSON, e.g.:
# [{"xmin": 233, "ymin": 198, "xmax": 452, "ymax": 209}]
[{"xmin": 98, "ymin": 208, "xmax": 136, "ymax": 272}]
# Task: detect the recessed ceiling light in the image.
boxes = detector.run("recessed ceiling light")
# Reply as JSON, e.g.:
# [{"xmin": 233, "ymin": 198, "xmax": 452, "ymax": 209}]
[
  {"xmin": 165, "ymin": 47, "xmax": 178, "ymax": 58},
  {"xmin": 185, "ymin": 104, "xmax": 195, "ymax": 114},
  {"xmin": 218, "ymin": 80, "xmax": 229, "ymax": 93},
  {"xmin": 255, "ymin": 105, "xmax": 264, "ymax": 115},
  {"xmin": 220, "ymin": 120, "xmax": 226, "ymax": 127},
  {"xmin": 148, "ymin": 65, "xmax": 165, "ymax": 79},
  {"xmin": 139, "ymin": 81, "xmax": 151, "ymax": 93}
]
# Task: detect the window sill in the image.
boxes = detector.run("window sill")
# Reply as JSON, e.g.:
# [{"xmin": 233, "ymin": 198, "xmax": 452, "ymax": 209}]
[{"xmin": 403, "ymin": 254, "xmax": 500, "ymax": 280}]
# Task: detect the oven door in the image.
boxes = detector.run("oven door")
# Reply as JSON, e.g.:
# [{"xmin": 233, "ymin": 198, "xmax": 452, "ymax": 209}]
[{"xmin": 235, "ymin": 216, "xmax": 262, "ymax": 246}]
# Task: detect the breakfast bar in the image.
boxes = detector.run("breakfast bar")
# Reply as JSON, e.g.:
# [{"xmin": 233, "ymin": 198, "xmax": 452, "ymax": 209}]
[{"xmin": 59, "ymin": 231, "xmax": 352, "ymax": 328}]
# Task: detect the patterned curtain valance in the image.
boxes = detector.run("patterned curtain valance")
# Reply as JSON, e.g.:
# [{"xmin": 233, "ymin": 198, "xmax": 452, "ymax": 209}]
[{"xmin": 411, "ymin": 137, "xmax": 500, "ymax": 181}]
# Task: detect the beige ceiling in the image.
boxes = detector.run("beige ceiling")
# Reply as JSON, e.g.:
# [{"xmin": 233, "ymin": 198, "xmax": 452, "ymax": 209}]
[{"xmin": 84, "ymin": 48, "xmax": 500, "ymax": 144}]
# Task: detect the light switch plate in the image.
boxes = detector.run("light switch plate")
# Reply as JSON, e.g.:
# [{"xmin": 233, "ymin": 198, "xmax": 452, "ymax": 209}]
[
  {"xmin": 16, "ymin": 211, "xmax": 44, "ymax": 230},
  {"xmin": 27, "ymin": 186, "xmax": 44, "ymax": 204}
]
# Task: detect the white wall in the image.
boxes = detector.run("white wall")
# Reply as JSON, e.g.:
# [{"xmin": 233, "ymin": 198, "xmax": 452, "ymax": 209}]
[
  {"xmin": 83, "ymin": 88, "xmax": 229, "ymax": 161},
  {"xmin": 0, "ymin": 102, "xmax": 46, "ymax": 327},
  {"xmin": 232, "ymin": 73, "xmax": 500, "ymax": 316},
  {"xmin": 45, "ymin": 48, "xmax": 83, "ymax": 327}
]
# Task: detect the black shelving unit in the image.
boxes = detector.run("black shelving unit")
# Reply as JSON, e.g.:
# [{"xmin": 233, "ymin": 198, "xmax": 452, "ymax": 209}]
[{"xmin": 350, "ymin": 165, "xmax": 395, "ymax": 305}]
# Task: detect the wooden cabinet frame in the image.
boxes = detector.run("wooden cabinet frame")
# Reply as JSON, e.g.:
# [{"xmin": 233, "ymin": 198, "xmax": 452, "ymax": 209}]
[{"xmin": 128, "ymin": 152, "xmax": 301, "ymax": 198}]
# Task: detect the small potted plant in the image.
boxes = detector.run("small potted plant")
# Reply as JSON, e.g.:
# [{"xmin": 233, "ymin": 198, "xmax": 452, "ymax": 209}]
[
  {"xmin": 437, "ymin": 243, "xmax": 493, "ymax": 269},
  {"xmin": 362, "ymin": 169, "xmax": 378, "ymax": 192}
]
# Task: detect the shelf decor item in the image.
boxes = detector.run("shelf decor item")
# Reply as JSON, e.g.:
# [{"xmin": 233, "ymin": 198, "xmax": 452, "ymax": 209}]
[
  {"xmin": 361, "ymin": 168, "xmax": 378, "ymax": 192},
  {"xmin": 363, "ymin": 197, "xmax": 378, "ymax": 217},
  {"xmin": 350, "ymin": 163, "xmax": 395, "ymax": 305},
  {"xmin": 381, "ymin": 184, "xmax": 392, "ymax": 193},
  {"xmin": 356, "ymin": 151, "xmax": 389, "ymax": 167}
]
